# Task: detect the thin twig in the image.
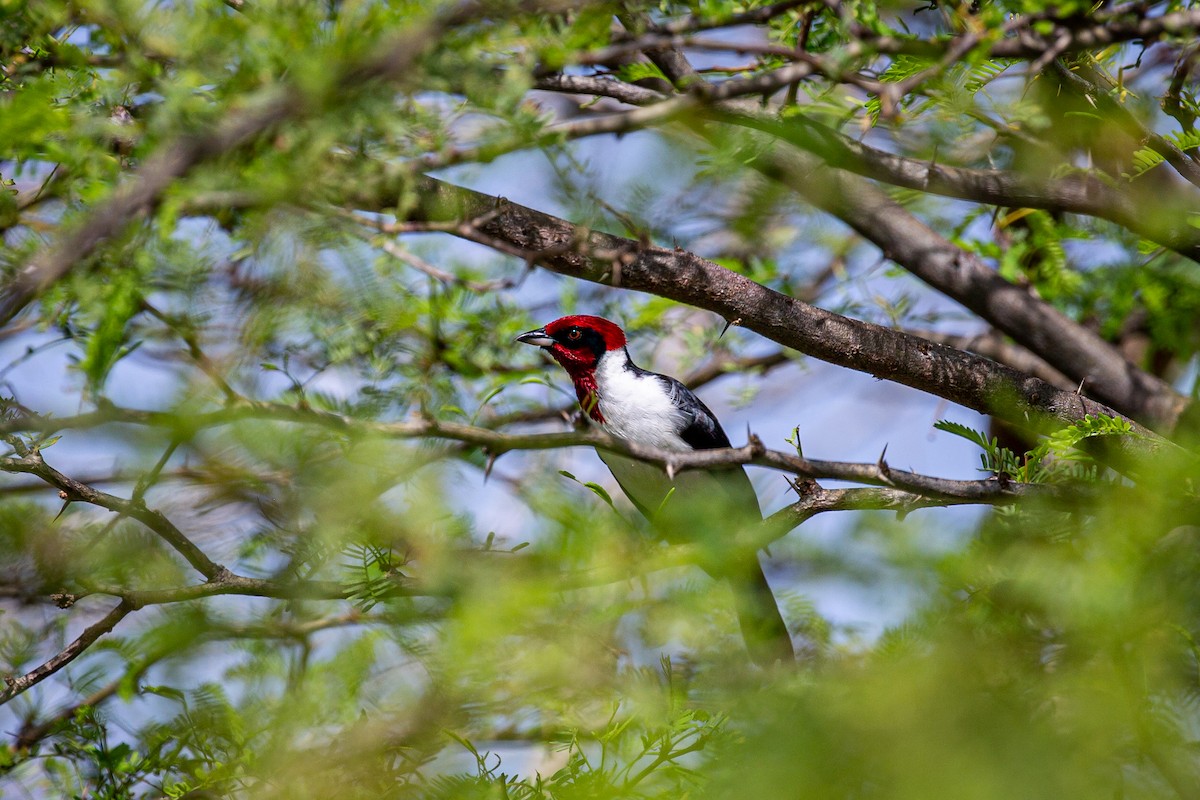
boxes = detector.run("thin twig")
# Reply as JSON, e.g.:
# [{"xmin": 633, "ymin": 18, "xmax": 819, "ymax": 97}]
[
  {"xmin": 1, "ymin": 600, "xmax": 133, "ymax": 704},
  {"xmin": 0, "ymin": 451, "xmax": 225, "ymax": 580}
]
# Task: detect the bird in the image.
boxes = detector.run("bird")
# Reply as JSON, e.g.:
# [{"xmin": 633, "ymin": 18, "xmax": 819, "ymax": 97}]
[{"xmin": 517, "ymin": 314, "xmax": 793, "ymax": 666}]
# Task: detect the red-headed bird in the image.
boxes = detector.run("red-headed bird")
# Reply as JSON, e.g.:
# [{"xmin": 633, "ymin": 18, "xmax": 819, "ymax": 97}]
[{"xmin": 518, "ymin": 315, "xmax": 793, "ymax": 665}]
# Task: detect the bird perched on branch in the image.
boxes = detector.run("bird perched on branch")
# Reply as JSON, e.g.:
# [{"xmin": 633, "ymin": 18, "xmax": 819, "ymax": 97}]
[{"xmin": 517, "ymin": 314, "xmax": 793, "ymax": 666}]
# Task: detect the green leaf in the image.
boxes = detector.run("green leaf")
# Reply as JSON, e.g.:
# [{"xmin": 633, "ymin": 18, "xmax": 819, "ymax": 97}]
[
  {"xmin": 1127, "ymin": 129, "xmax": 1200, "ymax": 179},
  {"xmin": 614, "ymin": 61, "xmax": 667, "ymax": 85},
  {"xmin": 583, "ymin": 482, "xmax": 614, "ymax": 507},
  {"xmin": 559, "ymin": 470, "xmax": 616, "ymax": 508},
  {"xmin": 78, "ymin": 269, "xmax": 143, "ymax": 396},
  {"xmin": 933, "ymin": 419, "xmax": 993, "ymax": 451}
]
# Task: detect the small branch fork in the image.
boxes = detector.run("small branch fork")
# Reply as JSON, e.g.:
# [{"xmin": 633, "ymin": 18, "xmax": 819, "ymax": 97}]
[
  {"xmin": 0, "ymin": 437, "xmax": 412, "ymax": 707},
  {"xmin": 4, "ymin": 450, "xmax": 223, "ymax": 580}
]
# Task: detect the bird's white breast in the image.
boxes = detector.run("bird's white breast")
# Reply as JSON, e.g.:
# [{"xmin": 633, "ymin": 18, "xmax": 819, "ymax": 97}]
[{"xmin": 594, "ymin": 350, "xmax": 690, "ymax": 451}]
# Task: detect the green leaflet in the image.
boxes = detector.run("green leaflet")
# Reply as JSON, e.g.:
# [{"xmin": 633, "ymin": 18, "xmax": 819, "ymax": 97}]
[
  {"xmin": 935, "ymin": 413, "xmax": 1135, "ymax": 483},
  {"xmin": 1127, "ymin": 130, "xmax": 1200, "ymax": 179},
  {"xmin": 79, "ymin": 269, "xmax": 144, "ymax": 396}
]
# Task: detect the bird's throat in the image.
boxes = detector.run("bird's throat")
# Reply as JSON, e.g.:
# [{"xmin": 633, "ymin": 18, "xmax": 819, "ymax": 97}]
[
  {"xmin": 570, "ymin": 373, "xmax": 605, "ymax": 423},
  {"xmin": 546, "ymin": 346, "xmax": 610, "ymax": 424}
]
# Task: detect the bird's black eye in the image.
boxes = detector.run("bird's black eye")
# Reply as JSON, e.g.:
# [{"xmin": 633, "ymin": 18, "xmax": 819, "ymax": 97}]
[{"xmin": 566, "ymin": 328, "xmax": 582, "ymax": 341}]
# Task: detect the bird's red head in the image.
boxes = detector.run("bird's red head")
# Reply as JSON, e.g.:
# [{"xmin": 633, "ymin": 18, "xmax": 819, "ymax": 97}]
[
  {"xmin": 516, "ymin": 315, "xmax": 627, "ymax": 420},
  {"xmin": 545, "ymin": 314, "xmax": 626, "ymax": 350},
  {"xmin": 517, "ymin": 315, "xmax": 626, "ymax": 368}
]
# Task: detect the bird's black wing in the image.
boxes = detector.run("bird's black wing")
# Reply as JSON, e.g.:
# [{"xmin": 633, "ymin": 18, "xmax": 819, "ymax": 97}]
[
  {"xmin": 649, "ymin": 373, "xmax": 761, "ymax": 519},
  {"xmin": 653, "ymin": 374, "xmax": 731, "ymax": 450}
]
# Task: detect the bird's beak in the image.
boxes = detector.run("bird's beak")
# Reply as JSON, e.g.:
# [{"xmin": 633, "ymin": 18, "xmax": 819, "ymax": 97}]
[{"xmin": 516, "ymin": 327, "xmax": 555, "ymax": 347}]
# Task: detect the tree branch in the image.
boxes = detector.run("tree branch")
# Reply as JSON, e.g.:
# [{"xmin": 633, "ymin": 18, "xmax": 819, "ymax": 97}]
[
  {"xmin": 534, "ymin": 70, "xmax": 1200, "ymax": 263},
  {"xmin": 1, "ymin": 600, "xmax": 133, "ymax": 705},
  {"xmin": 346, "ymin": 173, "xmax": 1167, "ymax": 441},
  {"xmin": 0, "ymin": 451, "xmax": 225, "ymax": 580},
  {"xmin": 0, "ymin": 401, "xmax": 1081, "ymax": 498},
  {"xmin": 727, "ymin": 132, "xmax": 1186, "ymax": 431},
  {"xmin": 710, "ymin": 108, "xmax": 1200, "ymax": 263}
]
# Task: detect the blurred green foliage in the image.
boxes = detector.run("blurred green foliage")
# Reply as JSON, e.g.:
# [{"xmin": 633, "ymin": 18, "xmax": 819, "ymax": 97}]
[{"xmin": 2, "ymin": 0, "xmax": 1200, "ymax": 798}]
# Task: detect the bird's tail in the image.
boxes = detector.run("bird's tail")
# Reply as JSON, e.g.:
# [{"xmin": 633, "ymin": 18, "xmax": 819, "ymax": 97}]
[{"xmin": 726, "ymin": 556, "xmax": 794, "ymax": 667}]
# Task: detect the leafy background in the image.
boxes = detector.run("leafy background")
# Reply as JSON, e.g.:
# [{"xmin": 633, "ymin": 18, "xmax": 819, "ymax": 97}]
[{"xmin": 3, "ymin": 0, "xmax": 1200, "ymax": 798}]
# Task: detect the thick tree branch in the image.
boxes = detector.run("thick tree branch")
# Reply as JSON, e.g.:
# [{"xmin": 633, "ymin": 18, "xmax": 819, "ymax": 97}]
[
  {"xmin": 534, "ymin": 72, "xmax": 1200, "ymax": 262},
  {"xmin": 712, "ymin": 108, "xmax": 1200, "ymax": 263},
  {"xmin": 346, "ymin": 173, "xmax": 1166, "ymax": 441},
  {"xmin": 731, "ymin": 136, "xmax": 1186, "ymax": 431}
]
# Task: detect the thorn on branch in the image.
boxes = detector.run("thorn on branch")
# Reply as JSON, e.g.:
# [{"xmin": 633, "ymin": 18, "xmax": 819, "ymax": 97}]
[
  {"xmin": 877, "ymin": 444, "xmax": 894, "ymax": 485},
  {"xmin": 787, "ymin": 476, "xmax": 820, "ymax": 498}
]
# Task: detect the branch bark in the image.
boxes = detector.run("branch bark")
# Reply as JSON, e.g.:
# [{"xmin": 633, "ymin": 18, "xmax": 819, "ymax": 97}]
[
  {"xmin": 0, "ymin": 451, "xmax": 224, "ymax": 579},
  {"xmin": 734, "ymin": 138, "xmax": 1186, "ymax": 430},
  {"xmin": 0, "ymin": 401, "xmax": 1100, "ymax": 497},
  {"xmin": 343, "ymin": 171, "xmax": 1166, "ymax": 441},
  {"xmin": 0, "ymin": 600, "xmax": 133, "ymax": 704}
]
